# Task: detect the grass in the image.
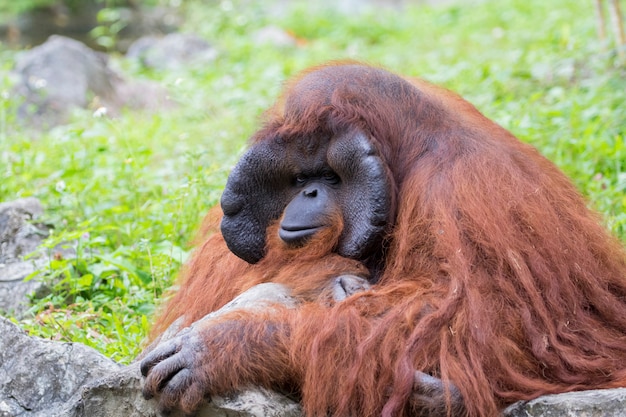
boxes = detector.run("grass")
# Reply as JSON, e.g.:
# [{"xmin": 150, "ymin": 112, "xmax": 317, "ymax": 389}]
[{"xmin": 1, "ymin": 0, "xmax": 624, "ymax": 363}]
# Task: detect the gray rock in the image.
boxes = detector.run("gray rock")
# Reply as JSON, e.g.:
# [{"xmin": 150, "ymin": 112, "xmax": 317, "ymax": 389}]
[
  {"xmin": 12, "ymin": 35, "xmax": 172, "ymax": 127},
  {"xmin": 0, "ymin": 261, "xmax": 48, "ymax": 317},
  {"xmin": 503, "ymin": 388, "xmax": 626, "ymax": 416},
  {"xmin": 0, "ymin": 317, "xmax": 122, "ymax": 416},
  {"xmin": 210, "ymin": 389, "xmax": 301, "ymax": 417},
  {"xmin": 0, "ymin": 198, "xmax": 50, "ymax": 317},
  {"xmin": 126, "ymin": 33, "xmax": 217, "ymax": 70},
  {"xmin": 54, "ymin": 363, "xmax": 160, "ymax": 417},
  {"xmin": 13, "ymin": 35, "xmax": 121, "ymax": 126},
  {"xmin": 0, "ymin": 197, "xmax": 46, "ymax": 263}
]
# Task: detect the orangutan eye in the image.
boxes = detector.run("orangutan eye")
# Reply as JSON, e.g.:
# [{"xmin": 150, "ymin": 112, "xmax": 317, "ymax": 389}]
[
  {"xmin": 323, "ymin": 171, "xmax": 340, "ymax": 185},
  {"xmin": 295, "ymin": 174, "xmax": 307, "ymax": 186}
]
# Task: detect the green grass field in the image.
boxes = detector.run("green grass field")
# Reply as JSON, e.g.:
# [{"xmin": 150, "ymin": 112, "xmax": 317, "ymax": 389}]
[{"xmin": 1, "ymin": 0, "xmax": 624, "ymax": 362}]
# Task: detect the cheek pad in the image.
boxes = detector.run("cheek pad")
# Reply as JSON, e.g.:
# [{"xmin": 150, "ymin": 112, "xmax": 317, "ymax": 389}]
[
  {"xmin": 220, "ymin": 141, "xmax": 292, "ymax": 264},
  {"xmin": 327, "ymin": 131, "xmax": 391, "ymax": 259}
]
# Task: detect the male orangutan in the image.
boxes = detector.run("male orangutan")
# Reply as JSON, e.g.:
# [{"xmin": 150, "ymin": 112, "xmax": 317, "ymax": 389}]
[{"xmin": 140, "ymin": 62, "xmax": 626, "ymax": 417}]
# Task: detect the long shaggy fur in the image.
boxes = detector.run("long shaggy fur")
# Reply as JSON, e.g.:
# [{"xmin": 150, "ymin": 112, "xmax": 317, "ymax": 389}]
[{"xmin": 149, "ymin": 62, "xmax": 626, "ymax": 417}]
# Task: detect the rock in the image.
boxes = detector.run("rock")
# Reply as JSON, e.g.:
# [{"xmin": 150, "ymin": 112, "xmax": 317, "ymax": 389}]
[
  {"xmin": 126, "ymin": 33, "xmax": 217, "ymax": 70},
  {"xmin": 503, "ymin": 388, "xmax": 626, "ymax": 416},
  {"xmin": 13, "ymin": 35, "xmax": 121, "ymax": 126},
  {"xmin": 62, "ymin": 365, "xmax": 299, "ymax": 417},
  {"xmin": 0, "ymin": 261, "xmax": 48, "ymax": 317},
  {"xmin": 12, "ymin": 35, "xmax": 172, "ymax": 128},
  {"xmin": 0, "ymin": 317, "xmax": 122, "ymax": 416},
  {"xmin": 210, "ymin": 389, "xmax": 301, "ymax": 417},
  {"xmin": 54, "ymin": 363, "xmax": 160, "ymax": 417},
  {"xmin": 0, "ymin": 198, "xmax": 50, "ymax": 317},
  {"xmin": 0, "ymin": 197, "xmax": 46, "ymax": 263}
]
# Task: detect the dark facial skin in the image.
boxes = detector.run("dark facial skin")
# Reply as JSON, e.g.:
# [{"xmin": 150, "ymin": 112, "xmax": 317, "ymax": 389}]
[
  {"xmin": 278, "ymin": 174, "xmax": 340, "ymax": 247},
  {"xmin": 220, "ymin": 130, "xmax": 392, "ymax": 267}
]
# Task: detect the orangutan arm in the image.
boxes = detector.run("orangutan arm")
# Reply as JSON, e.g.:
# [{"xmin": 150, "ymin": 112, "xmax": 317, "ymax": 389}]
[
  {"xmin": 141, "ymin": 311, "xmax": 296, "ymax": 414},
  {"xmin": 140, "ymin": 283, "xmax": 467, "ymax": 416}
]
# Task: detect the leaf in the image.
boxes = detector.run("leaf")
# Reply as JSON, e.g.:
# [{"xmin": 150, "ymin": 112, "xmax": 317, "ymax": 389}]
[
  {"xmin": 95, "ymin": 255, "xmax": 152, "ymax": 285},
  {"xmin": 87, "ymin": 262, "xmax": 118, "ymax": 279},
  {"xmin": 77, "ymin": 273, "xmax": 94, "ymax": 288},
  {"xmin": 154, "ymin": 240, "xmax": 190, "ymax": 264}
]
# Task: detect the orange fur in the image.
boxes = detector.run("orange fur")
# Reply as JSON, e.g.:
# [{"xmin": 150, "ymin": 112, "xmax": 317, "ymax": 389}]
[
  {"xmin": 149, "ymin": 62, "xmax": 626, "ymax": 417},
  {"xmin": 149, "ymin": 208, "xmax": 367, "ymax": 337}
]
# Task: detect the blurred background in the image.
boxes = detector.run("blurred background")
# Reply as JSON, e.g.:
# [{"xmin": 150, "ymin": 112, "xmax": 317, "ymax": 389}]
[{"xmin": 0, "ymin": 0, "xmax": 624, "ymax": 362}]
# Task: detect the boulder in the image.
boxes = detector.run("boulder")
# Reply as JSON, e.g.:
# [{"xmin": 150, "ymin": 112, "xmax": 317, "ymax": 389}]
[
  {"xmin": 0, "ymin": 316, "xmax": 122, "ymax": 416},
  {"xmin": 503, "ymin": 388, "xmax": 626, "ymax": 416},
  {"xmin": 0, "ymin": 198, "xmax": 50, "ymax": 317},
  {"xmin": 126, "ymin": 33, "xmax": 217, "ymax": 70},
  {"xmin": 0, "ymin": 197, "xmax": 46, "ymax": 263},
  {"xmin": 12, "ymin": 35, "xmax": 171, "ymax": 127}
]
